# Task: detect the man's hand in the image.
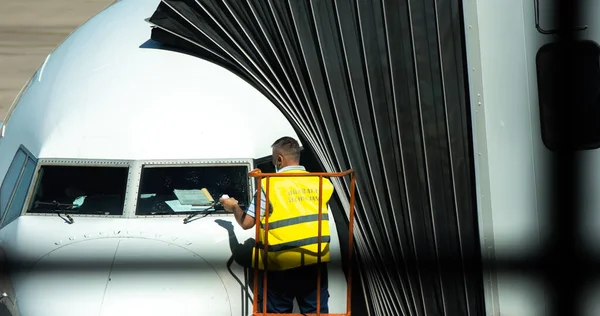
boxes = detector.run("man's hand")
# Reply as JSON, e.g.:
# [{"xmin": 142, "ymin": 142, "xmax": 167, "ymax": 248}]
[
  {"xmin": 219, "ymin": 195, "xmax": 255, "ymax": 230},
  {"xmin": 219, "ymin": 196, "xmax": 239, "ymax": 212}
]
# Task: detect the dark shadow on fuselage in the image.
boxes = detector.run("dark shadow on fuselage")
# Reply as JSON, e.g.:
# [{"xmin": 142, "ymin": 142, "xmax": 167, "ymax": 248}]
[
  {"xmin": 214, "ymin": 219, "xmax": 255, "ymax": 315},
  {"xmin": 0, "ymin": 304, "xmax": 10, "ymax": 316}
]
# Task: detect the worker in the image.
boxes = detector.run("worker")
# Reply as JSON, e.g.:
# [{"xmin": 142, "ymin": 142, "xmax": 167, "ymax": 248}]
[{"xmin": 219, "ymin": 136, "xmax": 334, "ymax": 314}]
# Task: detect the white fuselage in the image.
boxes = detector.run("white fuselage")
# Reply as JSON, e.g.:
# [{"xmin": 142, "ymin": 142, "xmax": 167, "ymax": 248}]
[{"xmin": 0, "ymin": 0, "xmax": 348, "ymax": 315}]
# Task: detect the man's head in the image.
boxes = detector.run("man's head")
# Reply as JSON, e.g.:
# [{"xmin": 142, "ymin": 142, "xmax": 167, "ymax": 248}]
[{"xmin": 271, "ymin": 136, "xmax": 301, "ymax": 170}]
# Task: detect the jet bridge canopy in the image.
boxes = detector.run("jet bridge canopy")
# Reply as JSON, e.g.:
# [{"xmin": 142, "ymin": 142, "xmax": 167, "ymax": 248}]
[{"xmin": 147, "ymin": 0, "xmax": 484, "ymax": 314}]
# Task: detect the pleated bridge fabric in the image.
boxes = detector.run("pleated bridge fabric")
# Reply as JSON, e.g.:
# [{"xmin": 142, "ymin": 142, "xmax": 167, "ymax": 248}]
[{"xmin": 147, "ymin": 1, "xmax": 485, "ymax": 315}]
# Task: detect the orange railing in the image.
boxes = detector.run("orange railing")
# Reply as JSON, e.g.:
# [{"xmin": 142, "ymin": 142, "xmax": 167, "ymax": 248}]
[{"xmin": 248, "ymin": 168, "xmax": 356, "ymax": 316}]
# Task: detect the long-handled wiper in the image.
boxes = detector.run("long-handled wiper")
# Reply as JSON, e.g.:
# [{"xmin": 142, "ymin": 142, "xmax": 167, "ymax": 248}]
[
  {"xmin": 34, "ymin": 200, "xmax": 78, "ymax": 224},
  {"xmin": 183, "ymin": 202, "xmax": 219, "ymax": 224}
]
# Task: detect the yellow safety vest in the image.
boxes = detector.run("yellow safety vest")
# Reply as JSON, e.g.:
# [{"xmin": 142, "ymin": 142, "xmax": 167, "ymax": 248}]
[{"xmin": 252, "ymin": 169, "xmax": 334, "ymax": 271}]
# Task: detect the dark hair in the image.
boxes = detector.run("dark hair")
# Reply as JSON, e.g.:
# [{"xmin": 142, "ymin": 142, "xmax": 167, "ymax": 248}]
[{"xmin": 271, "ymin": 136, "xmax": 301, "ymax": 161}]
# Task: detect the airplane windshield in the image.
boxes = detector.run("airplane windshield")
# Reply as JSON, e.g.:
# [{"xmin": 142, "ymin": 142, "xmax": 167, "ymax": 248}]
[
  {"xmin": 136, "ymin": 164, "xmax": 250, "ymax": 215},
  {"xmin": 27, "ymin": 165, "xmax": 129, "ymax": 215}
]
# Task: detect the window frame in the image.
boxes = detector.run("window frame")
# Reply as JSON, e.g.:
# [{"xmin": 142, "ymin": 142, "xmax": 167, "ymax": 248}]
[
  {"xmin": 132, "ymin": 159, "xmax": 254, "ymax": 218},
  {"xmin": 19, "ymin": 158, "xmax": 255, "ymax": 219},
  {"xmin": 253, "ymin": 154, "xmax": 275, "ymax": 173},
  {"xmin": 22, "ymin": 159, "xmax": 133, "ymax": 218},
  {"xmin": 0, "ymin": 145, "xmax": 37, "ymax": 228}
]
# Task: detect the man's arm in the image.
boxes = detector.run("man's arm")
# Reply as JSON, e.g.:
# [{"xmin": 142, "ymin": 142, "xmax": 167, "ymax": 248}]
[
  {"xmin": 220, "ymin": 189, "xmax": 268, "ymax": 230},
  {"xmin": 231, "ymin": 203, "xmax": 255, "ymax": 230}
]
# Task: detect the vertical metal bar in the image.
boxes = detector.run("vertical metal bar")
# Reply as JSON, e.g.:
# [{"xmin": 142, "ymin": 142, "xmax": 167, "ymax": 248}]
[
  {"xmin": 253, "ymin": 176, "xmax": 262, "ymax": 315},
  {"xmin": 346, "ymin": 172, "xmax": 356, "ymax": 315},
  {"xmin": 316, "ymin": 175, "xmax": 323, "ymax": 316},
  {"xmin": 263, "ymin": 176, "xmax": 271, "ymax": 314}
]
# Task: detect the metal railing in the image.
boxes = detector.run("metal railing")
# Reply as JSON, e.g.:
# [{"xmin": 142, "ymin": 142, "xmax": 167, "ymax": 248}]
[{"xmin": 248, "ymin": 168, "xmax": 356, "ymax": 316}]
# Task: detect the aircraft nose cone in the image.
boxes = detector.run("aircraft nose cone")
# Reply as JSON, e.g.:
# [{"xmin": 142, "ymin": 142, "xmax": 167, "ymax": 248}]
[{"xmin": 16, "ymin": 238, "xmax": 232, "ymax": 316}]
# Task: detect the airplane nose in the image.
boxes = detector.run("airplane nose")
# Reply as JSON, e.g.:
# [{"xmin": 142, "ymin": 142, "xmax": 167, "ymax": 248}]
[{"xmin": 15, "ymin": 238, "xmax": 232, "ymax": 316}]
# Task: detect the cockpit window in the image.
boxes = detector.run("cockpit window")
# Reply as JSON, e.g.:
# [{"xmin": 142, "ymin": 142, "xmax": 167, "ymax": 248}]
[
  {"xmin": 27, "ymin": 165, "xmax": 128, "ymax": 216},
  {"xmin": 136, "ymin": 165, "xmax": 250, "ymax": 215}
]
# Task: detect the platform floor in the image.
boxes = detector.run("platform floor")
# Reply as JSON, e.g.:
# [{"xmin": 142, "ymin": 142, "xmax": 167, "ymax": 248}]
[{"xmin": 0, "ymin": 0, "xmax": 114, "ymax": 119}]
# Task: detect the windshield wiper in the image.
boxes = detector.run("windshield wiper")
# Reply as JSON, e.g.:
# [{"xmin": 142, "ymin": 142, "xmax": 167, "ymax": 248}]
[
  {"xmin": 34, "ymin": 200, "xmax": 77, "ymax": 224},
  {"xmin": 183, "ymin": 203, "xmax": 219, "ymax": 224}
]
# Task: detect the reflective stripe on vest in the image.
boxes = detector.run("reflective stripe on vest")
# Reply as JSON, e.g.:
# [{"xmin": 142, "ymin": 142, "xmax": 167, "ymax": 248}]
[
  {"xmin": 255, "ymin": 236, "xmax": 331, "ymax": 252},
  {"xmin": 252, "ymin": 169, "xmax": 334, "ymax": 271},
  {"xmin": 259, "ymin": 213, "xmax": 329, "ymax": 230}
]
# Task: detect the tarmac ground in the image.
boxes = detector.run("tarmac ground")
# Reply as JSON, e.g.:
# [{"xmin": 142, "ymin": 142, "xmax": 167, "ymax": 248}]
[{"xmin": 0, "ymin": 0, "xmax": 114, "ymax": 119}]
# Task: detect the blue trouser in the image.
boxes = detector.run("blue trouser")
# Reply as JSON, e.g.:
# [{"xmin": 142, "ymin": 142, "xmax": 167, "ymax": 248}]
[{"xmin": 254, "ymin": 263, "xmax": 329, "ymax": 314}]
